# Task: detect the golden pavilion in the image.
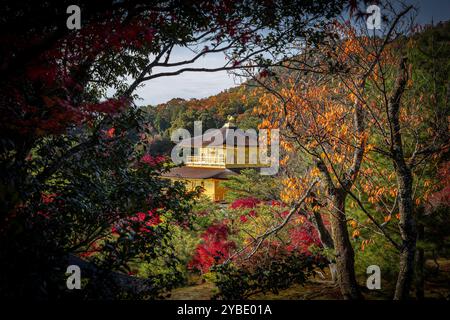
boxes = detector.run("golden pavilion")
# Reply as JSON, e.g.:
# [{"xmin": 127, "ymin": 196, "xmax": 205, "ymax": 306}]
[{"xmin": 163, "ymin": 116, "xmax": 268, "ymax": 202}]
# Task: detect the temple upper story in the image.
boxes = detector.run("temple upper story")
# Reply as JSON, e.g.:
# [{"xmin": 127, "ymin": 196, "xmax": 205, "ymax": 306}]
[
  {"xmin": 178, "ymin": 116, "xmax": 269, "ymax": 169},
  {"xmin": 163, "ymin": 116, "xmax": 273, "ymax": 202}
]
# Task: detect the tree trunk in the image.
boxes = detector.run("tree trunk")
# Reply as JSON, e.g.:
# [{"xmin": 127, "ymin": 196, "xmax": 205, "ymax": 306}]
[
  {"xmin": 388, "ymin": 57, "xmax": 417, "ymax": 300},
  {"xmin": 313, "ymin": 211, "xmax": 334, "ymax": 249},
  {"xmin": 328, "ymin": 263, "xmax": 338, "ymax": 283},
  {"xmin": 312, "ymin": 211, "xmax": 337, "ymax": 282},
  {"xmin": 329, "ymin": 189, "xmax": 362, "ymax": 299},
  {"xmin": 313, "ymin": 76, "xmax": 366, "ymax": 299},
  {"xmin": 392, "ymin": 147, "xmax": 417, "ymax": 300},
  {"xmin": 415, "ymin": 222, "xmax": 425, "ymax": 300}
]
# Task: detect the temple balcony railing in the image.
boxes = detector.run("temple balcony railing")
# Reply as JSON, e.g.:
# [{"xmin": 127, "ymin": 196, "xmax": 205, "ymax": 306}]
[
  {"xmin": 185, "ymin": 155, "xmax": 226, "ymax": 167},
  {"xmin": 184, "ymin": 155, "xmax": 271, "ymax": 168}
]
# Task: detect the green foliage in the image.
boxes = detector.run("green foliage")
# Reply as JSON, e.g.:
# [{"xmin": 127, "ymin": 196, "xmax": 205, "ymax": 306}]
[
  {"xmin": 221, "ymin": 169, "xmax": 282, "ymax": 201},
  {"xmin": 211, "ymin": 251, "xmax": 327, "ymax": 300},
  {"xmin": 138, "ymin": 225, "xmax": 201, "ymax": 287},
  {"xmin": 190, "ymin": 196, "xmax": 226, "ymax": 229},
  {"xmin": 137, "ymin": 197, "xmax": 228, "ymax": 287},
  {"xmin": 0, "ymin": 108, "xmax": 198, "ymax": 299},
  {"xmin": 142, "ymin": 85, "xmax": 260, "ymax": 139},
  {"xmin": 353, "ymin": 235, "xmax": 399, "ymax": 281},
  {"xmin": 419, "ymin": 205, "xmax": 450, "ymax": 261}
]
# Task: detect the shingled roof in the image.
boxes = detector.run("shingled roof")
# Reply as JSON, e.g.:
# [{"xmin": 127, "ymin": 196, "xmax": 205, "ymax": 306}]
[
  {"xmin": 162, "ymin": 167, "xmax": 238, "ymax": 179},
  {"xmin": 177, "ymin": 119, "xmax": 258, "ymax": 148}
]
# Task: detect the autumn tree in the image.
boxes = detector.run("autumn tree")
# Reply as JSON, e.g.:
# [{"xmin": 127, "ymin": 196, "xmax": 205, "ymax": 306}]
[
  {"xmin": 256, "ymin": 72, "xmax": 366, "ymax": 299},
  {"xmin": 352, "ymin": 21, "xmax": 450, "ymax": 299},
  {"xmin": 250, "ymin": 3, "xmax": 415, "ymax": 299}
]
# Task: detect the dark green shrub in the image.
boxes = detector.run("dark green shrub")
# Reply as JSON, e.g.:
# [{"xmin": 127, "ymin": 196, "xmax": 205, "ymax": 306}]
[{"xmin": 211, "ymin": 249, "xmax": 327, "ymax": 299}]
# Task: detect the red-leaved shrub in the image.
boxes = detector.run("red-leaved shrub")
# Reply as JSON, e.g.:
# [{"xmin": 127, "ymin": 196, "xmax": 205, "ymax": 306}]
[{"xmin": 188, "ymin": 223, "xmax": 236, "ymax": 273}]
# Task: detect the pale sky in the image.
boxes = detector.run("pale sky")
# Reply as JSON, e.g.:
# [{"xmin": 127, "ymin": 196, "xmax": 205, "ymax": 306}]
[
  {"xmin": 136, "ymin": 0, "xmax": 450, "ymax": 106},
  {"xmin": 134, "ymin": 47, "xmax": 242, "ymax": 106}
]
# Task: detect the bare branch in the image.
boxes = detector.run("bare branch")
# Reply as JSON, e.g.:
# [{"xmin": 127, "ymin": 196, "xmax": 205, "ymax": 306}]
[{"xmin": 244, "ymin": 179, "xmax": 319, "ymax": 259}]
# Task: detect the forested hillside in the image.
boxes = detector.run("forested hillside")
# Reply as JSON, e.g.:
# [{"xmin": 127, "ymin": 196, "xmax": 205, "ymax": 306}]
[{"xmin": 141, "ymin": 84, "xmax": 261, "ymax": 153}]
